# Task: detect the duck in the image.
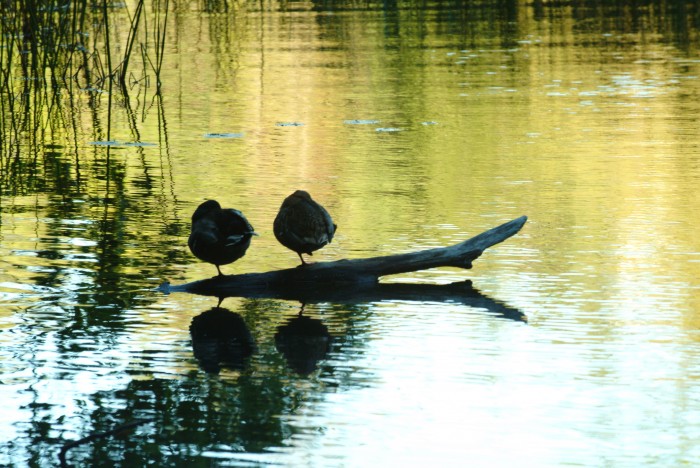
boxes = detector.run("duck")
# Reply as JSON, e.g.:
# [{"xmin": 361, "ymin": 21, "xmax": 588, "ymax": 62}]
[
  {"xmin": 188, "ymin": 200, "xmax": 257, "ymax": 276},
  {"xmin": 273, "ymin": 190, "xmax": 337, "ymax": 266}
]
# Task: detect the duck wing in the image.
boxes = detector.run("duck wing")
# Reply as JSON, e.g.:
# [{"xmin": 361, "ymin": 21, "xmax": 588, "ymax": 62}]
[
  {"xmin": 277, "ymin": 198, "xmax": 335, "ymax": 249},
  {"xmin": 219, "ymin": 209, "xmax": 256, "ymax": 246}
]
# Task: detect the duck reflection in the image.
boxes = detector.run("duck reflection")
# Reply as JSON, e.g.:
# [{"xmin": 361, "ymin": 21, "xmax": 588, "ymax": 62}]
[
  {"xmin": 275, "ymin": 309, "xmax": 332, "ymax": 376},
  {"xmin": 189, "ymin": 307, "xmax": 256, "ymax": 374}
]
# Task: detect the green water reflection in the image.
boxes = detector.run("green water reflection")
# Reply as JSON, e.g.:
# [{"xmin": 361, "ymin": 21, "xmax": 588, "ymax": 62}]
[{"xmin": 2, "ymin": 0, "xmax": 700, "ymax": 466}]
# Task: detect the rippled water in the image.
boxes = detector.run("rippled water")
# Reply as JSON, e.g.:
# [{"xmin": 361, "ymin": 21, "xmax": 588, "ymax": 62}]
[{"xmin": 2, "ymin": 1, "xmax": 700, "ymax": 466}]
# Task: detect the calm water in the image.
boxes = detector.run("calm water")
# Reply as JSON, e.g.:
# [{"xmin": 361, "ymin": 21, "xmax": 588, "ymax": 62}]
[{"xmin": 2, "ymin": 1, "xmax": 700, "ymax": 466}]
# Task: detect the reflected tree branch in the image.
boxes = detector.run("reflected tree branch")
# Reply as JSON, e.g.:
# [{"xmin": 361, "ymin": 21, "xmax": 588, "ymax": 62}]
[{"xmin": 59, "ymin": 418, "xmax": 154, "ymax": 467}]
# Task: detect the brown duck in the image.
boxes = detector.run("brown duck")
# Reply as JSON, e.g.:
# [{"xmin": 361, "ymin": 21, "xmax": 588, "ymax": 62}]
[
  {"xmin": 273, "ymin": 190, "xmax": 337, "ymax": 266},
  {"xmin": 188, "ymin": 200, "xmax": 257, "ymax": 276}
]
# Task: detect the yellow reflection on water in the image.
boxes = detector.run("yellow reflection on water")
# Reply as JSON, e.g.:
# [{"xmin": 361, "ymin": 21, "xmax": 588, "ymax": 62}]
[{"xmin": 2, "ymin": 2, "xmax": 700, "ymax": 465}]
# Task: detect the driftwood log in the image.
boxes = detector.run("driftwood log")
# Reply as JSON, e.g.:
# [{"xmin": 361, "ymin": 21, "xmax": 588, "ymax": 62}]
[{"xmin": 160, "ymin": 216, "xmax": 527, "ymax": 320}]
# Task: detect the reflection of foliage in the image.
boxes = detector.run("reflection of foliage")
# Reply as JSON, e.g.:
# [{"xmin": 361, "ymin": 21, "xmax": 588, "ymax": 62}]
[
  {"xmin": 4, "ymin": 1, "xmax": 698, "ymax": 465},
  {"xmin": 0, "ymin": 0, "xmax": 183, "ymax": 300},
  {"xmin": 53, "ymin": 299, "xmax": 376, "ymax": 465},
  {"xmin": 0, "ymin": 0, "xmax": 169, "ymax": 192}
]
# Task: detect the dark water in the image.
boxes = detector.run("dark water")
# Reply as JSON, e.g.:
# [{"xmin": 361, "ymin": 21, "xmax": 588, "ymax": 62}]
[{"xmin": 2, "ymin": 1, "xmax": 700, "ymax": 466}]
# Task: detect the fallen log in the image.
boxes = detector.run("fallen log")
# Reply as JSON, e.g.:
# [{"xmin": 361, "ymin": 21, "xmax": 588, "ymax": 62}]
[{"xmin": 160, "ymin": 216, "xmax": 527, "ymax": 302}]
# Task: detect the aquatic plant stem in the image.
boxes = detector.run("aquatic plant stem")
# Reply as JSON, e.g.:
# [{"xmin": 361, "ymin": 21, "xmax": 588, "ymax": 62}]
[
  {"xmin": 146, "ymin": 0, "xmax": 169, "ymax": 90},
  {"xmin": 102, "ymin": 0, "xmax": 113, "ymax": 143},
  {"xmin": 121, "ymin": 0, "xmax": 145, "ymax": 88}
]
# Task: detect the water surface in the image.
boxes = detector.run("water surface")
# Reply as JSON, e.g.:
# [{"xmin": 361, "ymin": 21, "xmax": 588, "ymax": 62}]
[{"xmin": 1, "ymin": 1, "xmax": 700, "ymax": 466}]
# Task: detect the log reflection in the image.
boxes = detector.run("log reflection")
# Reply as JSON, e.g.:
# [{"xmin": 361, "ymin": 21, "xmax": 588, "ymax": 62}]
[{"xmin": 166, "ymin": 279, "xmax": 526, "ymax": 323}]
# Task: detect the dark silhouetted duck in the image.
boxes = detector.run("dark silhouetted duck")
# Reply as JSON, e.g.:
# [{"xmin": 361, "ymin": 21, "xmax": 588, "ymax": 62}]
[
  {"xmin": 273, "ymin": 190, "xmax": 337, "ymax": 266},
  {"xmin": 188, "ymin": 200, "xmax": 257, "ymax": 276}
]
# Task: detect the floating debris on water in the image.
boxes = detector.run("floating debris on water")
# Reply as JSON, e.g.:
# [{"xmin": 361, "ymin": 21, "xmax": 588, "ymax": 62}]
[
  {"xmin": 123, "ymin": 141, "xmax": 158, "ymax": 146},
  {"xmin": 89, "ymin": 141, "xmax": 158, "ymax": 147},
  {"xmin": 276, "ymin": 122, "xmax": 305, "ymax": 127},
  {"xmin": 344, "ymin": 119, "xmax": 380, "ymax": 125},
  {"xmin": 421, "ymin": 121, "xmax": 438, "ymax": 126},
  {"xmin": 204, "ymin": 133, "xmax": 244, "ymax": 139},
  {"xmin": 375, "ymin": 127, "xmax": 402, "ymax": 133}
]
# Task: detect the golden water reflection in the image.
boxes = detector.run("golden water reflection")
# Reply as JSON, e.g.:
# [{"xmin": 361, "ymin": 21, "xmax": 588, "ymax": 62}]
[{"xmin": 1, "ymin": 1, "xmax": 700, "ymax": 466}]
